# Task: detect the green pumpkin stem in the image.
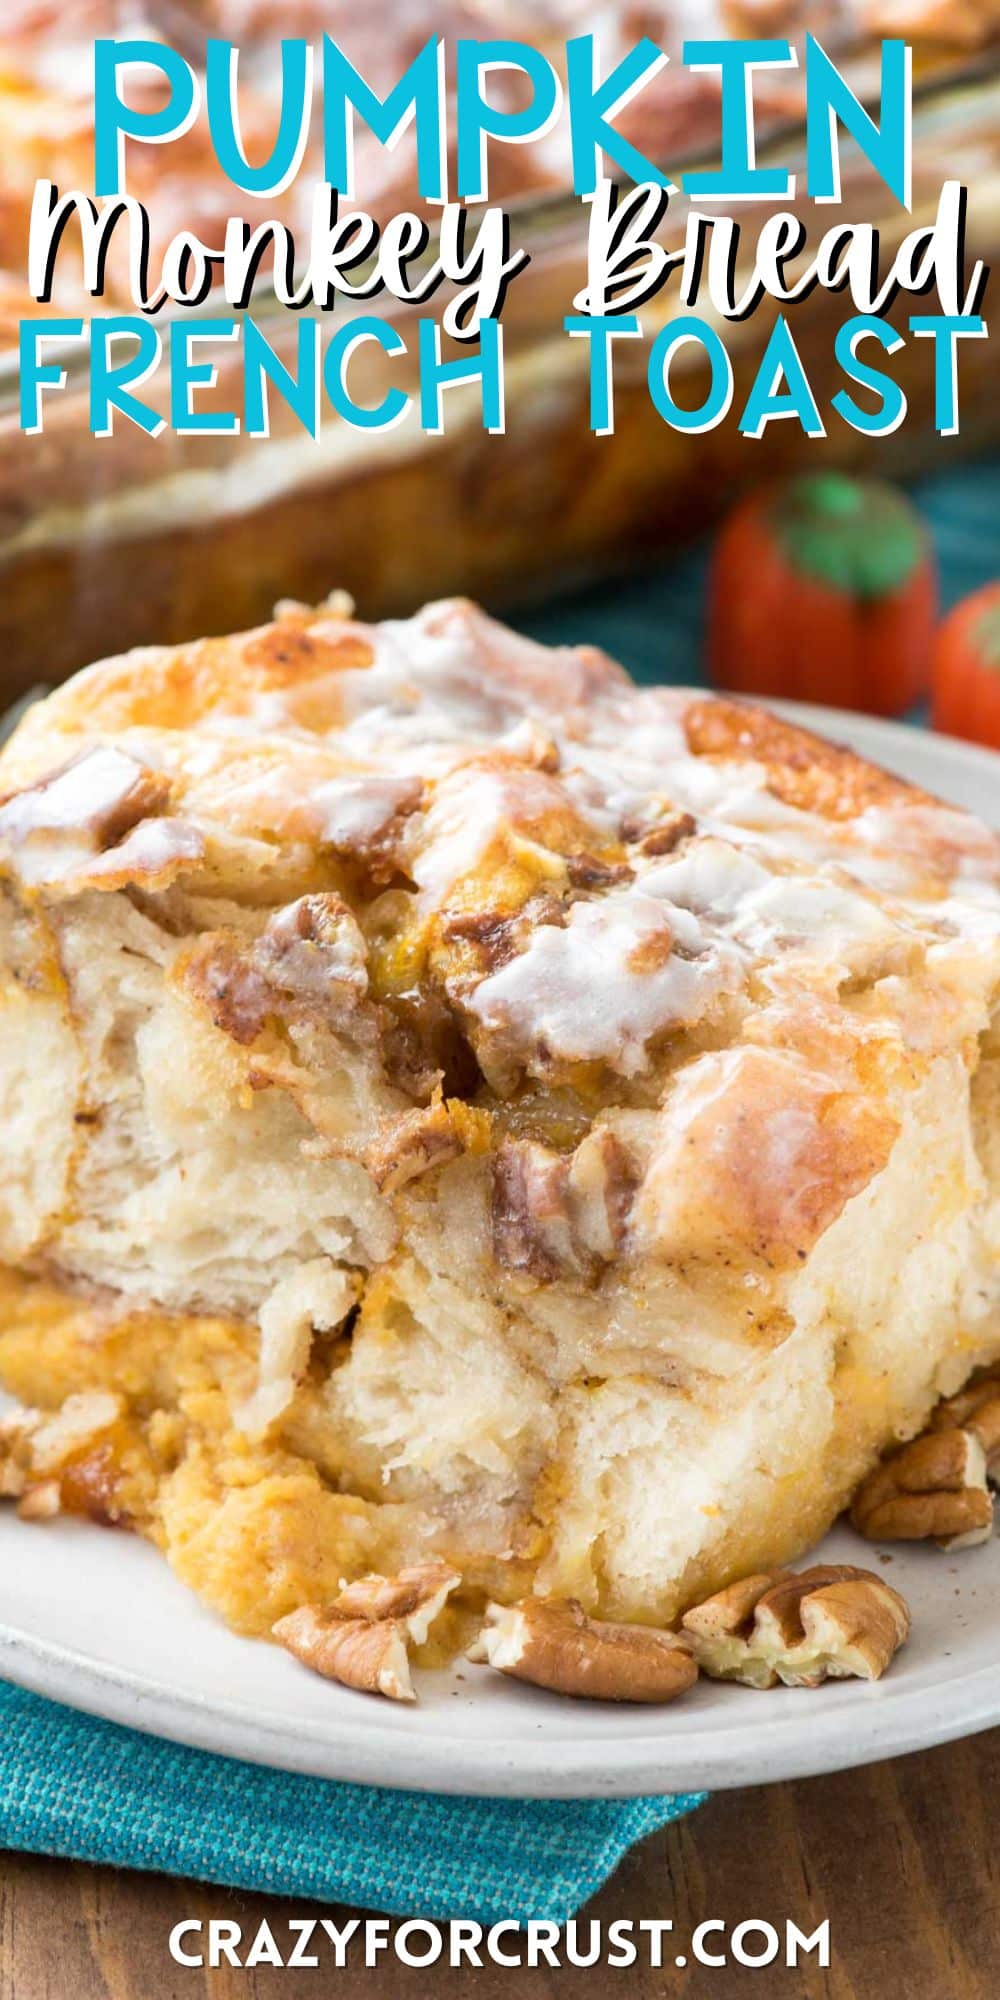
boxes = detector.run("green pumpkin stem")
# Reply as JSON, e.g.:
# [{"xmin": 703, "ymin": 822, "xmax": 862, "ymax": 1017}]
[{"xmin": 770, "ymin": 474, "xmax": 927, "ymax": 601}]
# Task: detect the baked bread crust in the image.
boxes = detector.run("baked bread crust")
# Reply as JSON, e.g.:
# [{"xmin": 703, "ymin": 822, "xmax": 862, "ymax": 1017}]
[{"xmin": 0, "ymin": 595, "xmax": 997, "ymax": 1641}]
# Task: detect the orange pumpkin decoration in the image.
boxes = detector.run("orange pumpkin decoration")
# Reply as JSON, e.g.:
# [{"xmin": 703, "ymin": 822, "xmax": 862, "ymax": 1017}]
[
  {"xmin": 931, "ymin": 581, "xmax": 1000, "ymax": 749},
  {"xmin": 708, "ymin": 474, "xmax": 938, "ymax": 717}
]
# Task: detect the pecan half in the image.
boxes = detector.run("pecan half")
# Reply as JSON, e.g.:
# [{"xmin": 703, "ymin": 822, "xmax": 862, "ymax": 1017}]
[
  {"xmin": 850, "ymin": 1429, "xmax": 993, "ymax": 1550},
  {"xmin": 273, "ymin": 1562, "xmax": 460, "ymax": 1702},
  {"xmin": 469, "ymin": 1598, "xmax": 697, "ymax": 1704},
  {"xmin": 272, "ymin": 1612, "xmax": 416, "ymax": 1701},
  {"xmin": 682, "ymin": 1565, "xmax": 911, "ymax": 1688}
]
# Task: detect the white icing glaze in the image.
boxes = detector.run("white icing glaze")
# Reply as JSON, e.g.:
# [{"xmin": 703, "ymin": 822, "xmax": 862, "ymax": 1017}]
[
  {"xmin": 4, "ymin": 600, "xmax": 999, "ymax": 1073},
  {"xmin": 468, "ymin": 891, "xmax": 743, "ymax": 1076},
  {"xmin": 409, "ymin": 759, "xmax": 587, "ymax": 899},
  {"xmin": 313, "ymin": 773, "xmax": 422, "ymax": 850},
  {"xmin": 0, "ymin": 746, "xmax": 149, "ymax": 842}
]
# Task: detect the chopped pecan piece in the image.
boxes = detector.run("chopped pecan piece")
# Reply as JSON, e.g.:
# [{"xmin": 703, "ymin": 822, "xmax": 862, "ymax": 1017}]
[
  {"xmin": 184, "ymin": 893, "xmax": 370, "ymax": 1046},
  {"xmin": 682, "ymin": 1565, "xmax": 911, "ymax": 1688},
  {"xmin": 493, "ymin": 1140, "xmax": 578, "ymax": 1282},
  {"xmin": 622, "ymin": 810, "xmax": 697, "ymax": 857},
  {"xmin": 565, "ymin": 852, "xmax": 633, "ymax": 890},
  {"xmin": 273, "ymin": 1562, "xmax": 460, "ymax": 1702},
  {"xmin": 566, "ymin": 1127, "xmax": 639, "ymax": 1262},
  {"xmin": 0, "ymin": 1415, "xmax": 30, "ymax": 1499},
  {"xmin": 365, "ymin": 1100, "xmax": 464, "ymax": 1193},
  {"xmin": 378, "ymin": 987, "xmax": 483, "ymax": 1103},
  {"xmin": 0, "ymin": 1392, "xmax": 129, "ymax": 1527},
  {"xmin": 469, "ymin": 1598, "xmax": 697, "ymax": 1704},
  {"xmin": 331, "ymin": 1564, "xmax": 461, "ymax": 1644},
  {"xmin": 492, "ymin": 1129, "xmax": 637, "ymax": 1283},
  {"xmin": 183, "ymin": 937, "xmax": 272, "ymax": 1045},
  {"xmin": 256, "ymin": 894, "xmax": 369, "ymax": 1010},
  {"xmin": 17, "ymin": 1480, "xmax": 62, "ymax": 1522},
  {"xmin": 442, "ymin": 909, "xmax": 522, "ymax": 971},
  {"xmin": 851, "ymin": 1428, "xmax": 993, "ymax": 1549}
]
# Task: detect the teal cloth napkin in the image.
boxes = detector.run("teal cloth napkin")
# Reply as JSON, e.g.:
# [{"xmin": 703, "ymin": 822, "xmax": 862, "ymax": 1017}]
[
  {"xmin": 0, "ymin": 1684, "xmax": 702, "ymax": 1921},
  {"xmin": 0, "ymin": 460, "xmax": 995, "ymax": 1918}
]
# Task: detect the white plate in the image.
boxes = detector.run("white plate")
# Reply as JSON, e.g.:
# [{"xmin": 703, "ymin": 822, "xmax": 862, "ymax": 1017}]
[{"xmin": 0, "ymin": 708, "xmax": 997, "ymax": 1800}]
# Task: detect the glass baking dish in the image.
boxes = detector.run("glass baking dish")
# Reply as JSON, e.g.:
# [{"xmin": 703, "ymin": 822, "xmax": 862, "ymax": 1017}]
[{"xmin": 0, "ymin": 56, "xmax": 997, "ymax": 699}]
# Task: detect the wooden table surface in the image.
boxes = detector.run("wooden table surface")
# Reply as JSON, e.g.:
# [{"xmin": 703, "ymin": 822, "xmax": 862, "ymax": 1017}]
[{"xmin": 2, "ymin": 1726, "xmax": 997, "ymax": 2000}]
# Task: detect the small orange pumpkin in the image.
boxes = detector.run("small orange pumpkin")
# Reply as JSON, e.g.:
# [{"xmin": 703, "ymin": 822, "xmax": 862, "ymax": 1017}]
[
  {"xmin": 931, "ymin": 581, "xmax": 1000, "ymax": 749},
  {"xmin": 708, "ymin": 473, "xmax": 938, "ymax": 717}
]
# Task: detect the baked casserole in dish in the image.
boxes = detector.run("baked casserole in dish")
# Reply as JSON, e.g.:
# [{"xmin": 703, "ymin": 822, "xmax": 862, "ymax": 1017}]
[{"xmin": 1, "ymin": 1, "xmax": 998, "ymax": 692}]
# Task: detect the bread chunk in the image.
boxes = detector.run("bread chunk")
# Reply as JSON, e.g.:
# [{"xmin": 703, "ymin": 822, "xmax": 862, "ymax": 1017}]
[{"xmin": 0, "ymin": 596, "xmax": 997, "ymax": 1644}]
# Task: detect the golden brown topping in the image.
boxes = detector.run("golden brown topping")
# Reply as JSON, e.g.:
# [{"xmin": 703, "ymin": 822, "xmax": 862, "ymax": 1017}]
[
  {"xmin": 492, "ymin": 1128, "xmax": 637, "ymax": 1284},
  {"xmin": 682, "ymin": 1564, "xmax": 911, "ymax": 1688},
  {"xmin": 635, "ymin": 1044, "xmax": 899, "ymax": 1272},
  {"xmin": 851, "ymin": 1428, "xmax": 994, "ymax": 1549},
  {"xmin": 683, "ymin": 697, "xmax": 928, "ymax": 823},
  {"xmin": 273, "ymin": 1563, "xmax": 460, "ymax": 1702},
  {"xmin": 49, "ymin": 616, "xmax": 373, "ymax": 737},
  {"xmin": 469, "ymin": 1597, "xmax": 697, "ymax": 1704}
]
